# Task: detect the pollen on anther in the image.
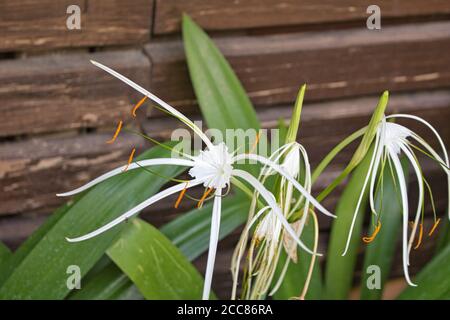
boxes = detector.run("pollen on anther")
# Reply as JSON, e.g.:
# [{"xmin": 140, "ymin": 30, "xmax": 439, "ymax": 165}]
[
  {"xmin": 428, "ymin": 218, "xmax": 441, "ymax": 236},
  {"xmin": 197, "ymin": 188, "xmax": 213, "ymax": 208},
  {"xmin": 107, "ymin": 120, "xmax": 123, "ymax": 144},
  {"xmin": 362, "ymin": 221, "xmax": 381, "ymax": 243},
  {"xmin": 414, "ymin": 223, "xmax": 424, "ymax": 249},
  {"xmin": 174, "ymin": 182, "xmax": 189, "ymax": 209},
  {"xmin": 123, "ymin": 147, "xmax": 136, "ymax": 172},
  {"xmin": 131, "ymin": 96, "xmax": 148, "ymax": 117}
]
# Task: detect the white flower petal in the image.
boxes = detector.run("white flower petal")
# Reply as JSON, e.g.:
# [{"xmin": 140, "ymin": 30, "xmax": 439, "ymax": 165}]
[
  {"xmin": 232, "ymin": 169, "xmax": 321, "ymax": 256},
  {"xmin": 400, "ymin": 143, "xmax": 424, "ymax": 259},
  {"xmin": 388, "ymin": 149, "xmax": 417, "ymax": 286},
  {"xmin": 233, "ymin": 154, "xmax": 335, "ymax": 218},
  {"xmin": 387, "ymin": 113, "xmax": 450, "ymax": 220},
  {"xmin": 57, "ymin": 158, "xmax": 195, "ymax": 197},
  {"xmin": 202, "ymin": 189, "xmax": 222, "ymax": 300},
  {"xmin": 66, "ymin": 178, "xmax": 205, "ymax": 242},
  {"xmin": 90, "ymin": 60, "xmax": 213, "ymax": 149}
]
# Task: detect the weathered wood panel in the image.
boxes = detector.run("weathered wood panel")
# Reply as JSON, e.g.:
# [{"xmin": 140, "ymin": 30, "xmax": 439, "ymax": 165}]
[
  {"xmin": 146, "ymin": 21, "xmax": 450, "ymax": 110},
  {"xmin": 153, "ymin": 0, "xmax": 450, "ymax": 34},
  {"xmin": 0, "ymin": 131, "xmax": 145, "ymax": 215},
  {"xmin": 0, "ymin": 0, "xmax": 153, "ymax": 52},
  {"xmin": 1, "ymin": 90, "xmax": 448, "ymax": 217},
  {"xmin": 0, "ymin": 50, "xmax": 150, "ymax": 137}
]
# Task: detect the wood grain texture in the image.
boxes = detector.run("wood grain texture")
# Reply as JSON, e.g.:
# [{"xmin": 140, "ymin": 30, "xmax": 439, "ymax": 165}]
[
  {"xmin": 146, "ymin": 21, "xmax": 450, "ymax": 110},
  {"xmin": 0, "ymin": 131, "xmax": 145, "ymax": 216},
  {"xmin": 153, "ymin": 0, "xmax": 450, "ymax": 34},
  {"xmin": 0, "ymin": 49, "xmax": 150, "ymax": 137},
  {"xmin": 0, "ymin": 0, "xmax": 153, "ymax": 52}
]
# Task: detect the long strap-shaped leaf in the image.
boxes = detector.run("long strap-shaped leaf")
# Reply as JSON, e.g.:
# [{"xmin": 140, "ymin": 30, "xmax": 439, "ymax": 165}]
[
  {"xmin": 324, "ymin": 146, "xmax": 375, "ymax": 299},
  {"xmin": 107, "ymin": 219, "xmax": 208, "ymax": 300},
  {"xmin": 397, "ymin": 244, "xmax": 450, "ymax": 300},
  {"xmin": 69, "ymin": 196, "xmax": 249, "ymax": 299}
]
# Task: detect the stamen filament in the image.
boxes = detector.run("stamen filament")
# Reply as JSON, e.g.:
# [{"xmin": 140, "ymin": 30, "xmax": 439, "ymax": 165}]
[
  {"xmin": 131, "ymin": 96, "xmax": 148, "ymax": 117},
  {"xmin": 197, "ymin": 188, "xmax": 213, "ymax": 208},
  {"xmin": 122, "ymin": 148, "xmax": 136, "ymax": 172},
  {"xmin": 174, "ymin": 182, "xmax": 189, "ymax": 208},
  {"xmin": 414, "ymin": 223, "xmax": 423, "ymax": 249},
  {"xmin": 428, "ymin": 218, "xmax": 441, "ymax": 236},
  {"xmin": 107, "ymin": 120, "xmax": 123, "ymax": 144},
  {"xmin": 362, "ymin": 221, "xmax": 382, "ymax": 243}
]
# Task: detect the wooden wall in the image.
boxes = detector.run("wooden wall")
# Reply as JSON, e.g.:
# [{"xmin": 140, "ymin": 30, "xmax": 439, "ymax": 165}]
[{"xmin": 0, "ymin": 0, "xmax": 449, "ymax": 298}]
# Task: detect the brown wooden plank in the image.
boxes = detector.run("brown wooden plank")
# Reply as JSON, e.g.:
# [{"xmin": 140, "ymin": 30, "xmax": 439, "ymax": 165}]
[
  {"xmin": 154, "ymin": 0, "xmax": 450, "ymax": 34},
  {"xmin": 146, "ymin": 21, "xmax": 450, "ymax": 109},
  {"xmin": 0, "ymin": 0, "xmax": 153, "ymax": 52},
  {"xmin": 0, "ymin": 131, "xmax": 145, "ymax": 215},
  {"xmin": 0, "ymin": 49, "xmax": 150, "ymax": 137}
]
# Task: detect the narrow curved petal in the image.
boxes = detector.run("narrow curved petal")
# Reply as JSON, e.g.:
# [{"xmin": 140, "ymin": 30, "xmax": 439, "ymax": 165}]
[
  {"xmin": 410, "ymin": 132, "xmax": 450, "ymax": 220},
  {"xmin": 57, "ymin": 158, "xmax": 195, "ymax": 197},
  {"xmin": 233, "ymin": 154, "xmax": 335, "ymax": 218},
  {"xmin": 387, "ymin": 113, "xmax": 449, "ymax": 220},
  {"xmin": 368, "ymin": 139, "xmax": 385, "ymax": 215},
  {"xmin": 232, "ymin": 169, "xmax": 321, "ymax": 256},
  {"xmin": 202, "ymin": 189, "xmax": 222, "ymax": 300},
  {"xmin": 388, "ymin": 148, "xmax": 417, "ymax": 286},
  {"xmin": 387, "ymin": 114, "xmax": 449, "ymax": 165},
  {"xmin": 342, "ymin": 128, "xmax": 382, "ymax": 256},
  {"xmin": 90, "ymin": 60, "xmax": 213, "ymax": 149},
  {"xmin": 66, "ymin": 178, "xmax": 206, "ymax": 242},
  {"xmin": 400, "ymin": 144, "xmax": 424, "ymax": 258}
]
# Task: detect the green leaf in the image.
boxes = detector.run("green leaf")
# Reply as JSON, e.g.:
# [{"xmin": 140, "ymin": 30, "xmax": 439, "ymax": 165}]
[
  {"xmin": 397, "ymin": 243, "xmax": 450, "ymax": 299},
  {"xmin": 285, "ymin": 85, "xmax": 306, "ymax": 144},
  {"xmin": 272, "ymin": 219, "xmax": 322, "ymax": 299},
  {"xmin": 435, "ymin": 220, "xmax": 450, "ymax": 254},
  {"xmin": 0, "ymin": 242, "xmax": 11, "ymax": 266},
  {"xmin": 161, "ymin": 196, "xmax": 249, "ymax": 260},
  {"xmin": 315, "ymin": 92, "xmax": 388, "ymax": 200},
  {"xmin": 360, "ymin": 159, "xmax": 409, "ymax": 300},
  {"xmin": 0, "ymin": 201, "xmax": 72, "ymax": 287},
  {"xmin": 108, "ymin": 219, "xmax": 207, "ymax": 300},
  {"xmin": 324, "ymin": 146, "xmax": 375, "ymax": 299},
  {"xmin": 0, "ymin": 144, "xmax": 184, "ymax": 299},
  {"xmin": 182, "ymin": 14, "xmax": 260, "ymax": 133},
  {"xmin": 74, "ymin": 195, "xmax": 249, "ymax": 299},
  {"xmin": 69, "ymin": 260, "xmax": 142, "ymax": 300}
]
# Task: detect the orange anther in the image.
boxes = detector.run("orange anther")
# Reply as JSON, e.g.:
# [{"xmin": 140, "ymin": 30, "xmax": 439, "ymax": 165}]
[
  {"xmin": 122, "ymin": 148, "xmax": 136, "ymax": 172},
  {"xmin": 362, "ymin": 221, "xmax": 382, "ymax": 243},
  {"xmin": 174, "ymin": 182, "xmax": 189, "ymax": 209},
  {"xmin": 107, "ymin": 120, "xmax": 123, "ymax": 144},
  {"xmin": 197, "ymin": 188, "xmax": 213, "ymax": 208},
  {"xmin": 131, "ymin": 96, "xmax": 148, "ymax": 117},
  {"xmin": 428, "ymin": 218, "xmax": 441, "ymax": 236},
  {"xmin": 414, "ymin": 223, "xmax": 423, "ymax": 250},
  {"xmin": 247, "ymin": 131, "xmax": 261, "ymax": 154}
]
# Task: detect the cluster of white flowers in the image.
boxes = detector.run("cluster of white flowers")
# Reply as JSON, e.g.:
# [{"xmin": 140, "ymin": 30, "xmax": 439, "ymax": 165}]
[{"xmin": 58, "ymin": 60, "xmax": 449, "ymax": 299}]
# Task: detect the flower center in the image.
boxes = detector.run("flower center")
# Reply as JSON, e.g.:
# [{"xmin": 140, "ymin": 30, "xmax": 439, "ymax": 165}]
[
  {"xmin": 382, "ymin": 122, "xmax": 412, "ymax": 154},
  {"xmin": 188, "ymin": 142, "xmax": 233, "ymax": 189}
]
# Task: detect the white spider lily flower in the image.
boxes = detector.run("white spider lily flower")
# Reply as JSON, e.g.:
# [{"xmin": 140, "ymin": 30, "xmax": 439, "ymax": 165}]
[
  {"xmin": 58, "ymin": 61, "xmax": 335, "ymax": 300},
  {"xmin": 343, "ymin": 115, "xmax": 449, "ymax": 287},
  {"xmin": 232, "ymin": 143, "xmax": 319, "ymax": 299}
]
